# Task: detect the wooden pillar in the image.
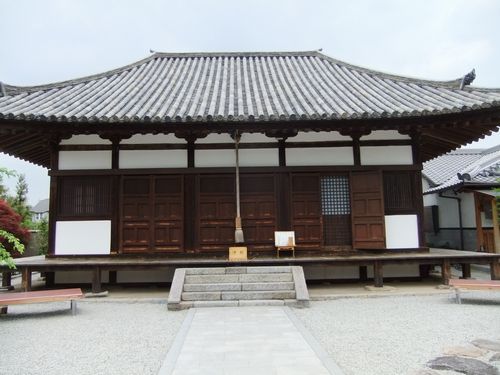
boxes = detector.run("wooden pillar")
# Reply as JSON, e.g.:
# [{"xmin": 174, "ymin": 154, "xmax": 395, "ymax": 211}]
[
  {"xmin": 45, "ymin": 271, "xmax": 55, "ymax": 287},
  {"xmin": 109, "ymin": 270, "xmax": 117, "ymax": 285},
  {"xmin": 491, "ymin": 197, "xmax": 500, "ymax": 253},
  {"xmin": 111, "ymin": 137, "xmax": 120, "ymax": 253},
  {"xmin": 359, "ymin": 266, "xmax": 368, "ymax": 282},
  {"xmin": 21, "ymin": 267, "xmax": 32, "ymax": 292},
  {"xmin": 184, "ymin": 174, "xmax": 196, "ymax": 252},
  {"xmin": 373, "ymin": 262, "xmax": 384, "ymax": 287},
  {"xmin": 441, "ymin": 259, "xmax": 451, "ymax": 285},
  {"xmin": 474, "ymin": 192, "xmax": 484, "ymax": 251},
  {"xmin": 352, "ymin": 134, "xmax": 361, "ymax": 166},
  {"xmin": 92, "ymin": 267, "xmax": 102, "ymax": 294},
  {"xmin": 491, "ymin": 260, "xmax": 500, "ymax": 280},
  {"xmin": 1, "ymin": 272, "xmax": 12, "ymax": 290},
  {"xmin": 461, "ymin": 264, "xmax": 471, "ymax": 279},
  {"xmin": 278, "ymin": 139, "xmax": 286, "ymax": 167},
  {"xmin": 419, "ymin": 264, "xmax": 430, "ymax": 278}
]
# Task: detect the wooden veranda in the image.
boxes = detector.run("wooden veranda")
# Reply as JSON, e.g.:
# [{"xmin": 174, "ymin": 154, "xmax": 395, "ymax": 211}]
[{"xmin": 2, "ymin": 248, "xmax": 499, "ymax": 294}]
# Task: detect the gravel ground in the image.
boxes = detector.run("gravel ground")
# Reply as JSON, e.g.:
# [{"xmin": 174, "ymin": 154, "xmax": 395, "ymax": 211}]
[
  {"xmin": 0, "ymin": 301, "xmax": 187, "ymax": 375},
  {"xmin": 293, "ymin": 292, "xmax": 500, "ymax": 375}
]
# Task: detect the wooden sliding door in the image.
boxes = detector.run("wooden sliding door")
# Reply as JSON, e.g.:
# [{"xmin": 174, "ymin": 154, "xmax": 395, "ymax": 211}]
[
  {"xmin": 351, "ymin": 171, "xmax": 385, "ymax": 249},
  {"xmin": 121, "ymin": 176, "xmax": 183, "ymax": 253}
]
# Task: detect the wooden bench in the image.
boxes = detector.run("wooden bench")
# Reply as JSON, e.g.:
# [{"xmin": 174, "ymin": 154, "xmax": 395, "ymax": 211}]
[
  {"xmin": 448, "ymin": 279, "xmax": 500, "ymax": 304},
  {"xmin": 0, "ymin": 288, "xmax": 84, "ymax": 315}
]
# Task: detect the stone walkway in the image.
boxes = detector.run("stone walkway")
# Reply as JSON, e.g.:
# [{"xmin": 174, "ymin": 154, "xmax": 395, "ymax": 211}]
[{"xmin": 158, "ymin": 306, "xmax": 343, "ymax": 375}]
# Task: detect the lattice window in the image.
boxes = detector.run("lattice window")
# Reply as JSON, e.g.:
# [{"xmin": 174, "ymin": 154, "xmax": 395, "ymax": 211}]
[
  {"xmin": 58, "ymin": 176, "xmax": 111, "ymax": 217},
  {"xmin": 321, "ymin": 175, "xmax": 352, "ymax": 246},
  {"xmin": 321, "ymin": 176, "xmax": 350, "ymax": 215},
  {"xmin": 383, "ymin": 172, "xmax": 416, "ymax": 214}
]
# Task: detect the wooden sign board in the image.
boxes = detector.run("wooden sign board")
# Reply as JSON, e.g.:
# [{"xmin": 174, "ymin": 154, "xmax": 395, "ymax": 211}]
[{"xmin": 229, "ymin": 246, "xmax": 248, "ymax": 261}]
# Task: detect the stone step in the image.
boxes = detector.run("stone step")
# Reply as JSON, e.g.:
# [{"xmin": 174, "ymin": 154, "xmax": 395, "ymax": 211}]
[
  {"xmin": 178, "ymin": 300, "xmax": 287, "ymax": 309},
  {"xmin": 184, "ymin": 266, "xmax": 292, "ymax": 276},
  {"xmin": 181, "ymin": 291, "xmax": 222, "ymax": 301},
  {"xmin": 184, "ymin": 273, "xmax": 293, "ymax": 284},
  {"xmin": 241, "ymin": 282, "xmax": 295, "ymax": 291},
  {"xmin": 183, "ymin": 283, "xmax": 241, "ymax": 292},
  {"xmin": 221, "ymin": 290, "xmax": 296, "ymax": 300}
]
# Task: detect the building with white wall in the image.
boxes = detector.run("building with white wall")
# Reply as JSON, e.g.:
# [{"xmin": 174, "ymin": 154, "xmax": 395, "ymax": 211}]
[
  {"xmin": 423, "ymin": 145, "xmax": 500, "ymax": 251},
  {"xmin": 0, "ymin": 51, "xmax": 499, "ymax": 279}
]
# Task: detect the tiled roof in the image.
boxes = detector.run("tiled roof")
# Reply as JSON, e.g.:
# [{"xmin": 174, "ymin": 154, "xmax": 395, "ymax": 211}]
[
  {"xmin": 31, "ymin": 198, "xmax": 49, "ymax": 213},
  {"xmin": 423, "ymin": 145, "xmax": 500, "ymax": 193},
  {"xmin": 1, "ymin": 51, "xmax": 500, "ymax": 123}
]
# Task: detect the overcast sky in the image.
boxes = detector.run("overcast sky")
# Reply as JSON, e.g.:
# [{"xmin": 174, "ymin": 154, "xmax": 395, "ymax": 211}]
[{"xmin": 1, "ymin": 0, "xmax": 499, "ymax": 204}]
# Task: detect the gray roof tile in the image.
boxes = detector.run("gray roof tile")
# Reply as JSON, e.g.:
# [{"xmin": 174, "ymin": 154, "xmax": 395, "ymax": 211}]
[{"xmin": 1, "ymin": 51, "xmax": 500, "ymax": 123}]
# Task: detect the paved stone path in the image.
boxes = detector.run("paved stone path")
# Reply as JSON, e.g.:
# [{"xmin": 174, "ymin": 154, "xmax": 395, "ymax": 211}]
[{"xmin": 158, "ymin": 306, "xmax": 343, "ymax": 375}]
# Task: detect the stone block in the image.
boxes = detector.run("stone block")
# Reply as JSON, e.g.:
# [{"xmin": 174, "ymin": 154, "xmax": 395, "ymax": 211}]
[
  {"xmin": 221, "ymin": 290, "xmax": 296, "ymax": 300},
  {"xmin": 185, "ymin": 268, "xmax": 226, "ymax": 275},
  {"xmin": 246, "ymin": 266, "xmax": 291, "ymax": 274},
  {"xmin": 225, "ymin": 267, "xmax": 247, "ymax": 274},
  {"xmin": 443, "ymin": 345, "xmax": 488, "ymax": 358},
  {"xmin": 184, "ymin": 283, "xmax": 242, "ymax": 292},
  {"xmin": 184, "ymin": 274, "xmax": 240, "ymax": 284},
  {"xmin": 181, "ymin": 292, "xmax": 221, "ymax": 301},
  {"xmin": 192, "ymin": 300, "xmax": 238, "ymax": 308},
  {"xmin": 472, "ymin": 339, "xmax": 500, "ymax": 352},
  {"xmin": 238, "ymin": 273, "xmax": 293, "ymax": 283},
  {"xmin": 238, "ymin": 299, "xmax": 285, "ymax": 307},
  {"xmin": 241, "ymin": 282, "xmax": 295, "ymax": 291},
  {"xmin": 427, "ymin": 356, "xmax": 499, "ymax": 375},
  {"xmin": 291, "ymin": 266, "xmax": 310, "ymax": 305},
  {"xmin": 167, "ymin": 268, "xmax": 185, "ymax": 305}
]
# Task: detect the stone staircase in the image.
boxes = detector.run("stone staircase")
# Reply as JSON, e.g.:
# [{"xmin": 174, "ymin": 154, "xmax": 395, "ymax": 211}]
[{"xmin": 167, "ymin": 266, "xmax": 309, "ymax": 310}]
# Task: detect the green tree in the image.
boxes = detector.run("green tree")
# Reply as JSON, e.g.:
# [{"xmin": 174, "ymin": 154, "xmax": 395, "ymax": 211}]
[
  {"xmin": 0, "ymin": 167, "xmax": 16, "ymax": 200},
  {"xmin": 7, "ymin": 174, "xmax": 33, "ymax": 228},
  {"xmin": 35, "ymin": 218, "xmax": 49, "ymax": 255},
  {"xmin": 0, "ymin": 168, "xmax": 25, "ymax": 269}
]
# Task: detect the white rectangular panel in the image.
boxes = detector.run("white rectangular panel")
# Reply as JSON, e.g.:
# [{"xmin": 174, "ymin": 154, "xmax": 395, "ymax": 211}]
[
  {"xmin": 195, "ymin": 150, "xmax": 235, "ymax": 167},
  {"xmin": 196, "ymin": 134, "xmax": 233, "ymax": 143},
  {"xmin": 360, "ymin": 146, "xmax": 413, "ymax": 165},
  {"xmin": 119, "ymin": 150, "xmax": 187, "ymax": 168},
  {"xmin": 240, "ymin": 149, "xmax": 279, "ymax": 167},
  {"xmin": 286, "ymin": 147, "xmax": 353, "ymax": 166},
  {"xmin": 384, "ymin": 215, "xmax": 419, "ymax": 249},
  {"xmin": 58, "ymin": 151, "xmax": 112, "ymax": 170},
  {"xmin": 55, "ymin": 220, "xmax": 111, "ymax": 255}
]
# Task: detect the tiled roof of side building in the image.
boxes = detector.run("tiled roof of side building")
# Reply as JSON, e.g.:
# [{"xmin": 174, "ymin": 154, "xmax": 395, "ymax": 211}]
[
  {"xmin": 1, "ymin": 51, "xmax": 500, "ymax": 123},
  {"xmin": 423, "ymin": 145, "xmax": 500, "ymax": 193}
]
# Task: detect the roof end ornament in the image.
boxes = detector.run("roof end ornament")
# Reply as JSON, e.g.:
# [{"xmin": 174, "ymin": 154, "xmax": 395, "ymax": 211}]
[
  {"xmin": 460, "ymin": 69, "xmax": 476, "ymax": 90},
  {"xmin": 0, "ymin": 81, "xmax": 6, "ymax": 97}
]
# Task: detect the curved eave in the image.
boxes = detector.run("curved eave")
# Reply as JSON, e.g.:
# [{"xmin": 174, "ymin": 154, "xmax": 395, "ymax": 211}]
[{"xmin": 1, "ymin": 107, "xmax": 499, "ymax": 168}]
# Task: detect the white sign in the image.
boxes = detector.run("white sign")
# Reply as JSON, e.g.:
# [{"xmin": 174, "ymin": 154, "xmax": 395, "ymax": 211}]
[{"xmin": 274, "ymin": 231, "xmax": 295, "ymax": 247}]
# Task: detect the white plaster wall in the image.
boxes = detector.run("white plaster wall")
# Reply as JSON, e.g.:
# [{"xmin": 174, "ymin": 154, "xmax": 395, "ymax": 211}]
[
  {"xmin": 360, "ymin": 130, "xmax": 410, "ymax": 140},
  {"xmin": 121, "ymin": 134, "xmax": 186, "ymax": 144},
  {"xmin": 286, "ymin": 147, "xmax": 354, "ymax": 166},
  {"xmin": 195, "ymin": 150, "xmax": 235, "ymax": 167},
  {"xmin": 196, "ymin": 133, "xmax": 233, "ymax": 143},
  {"xmin": 460, "ymin": 193, "xmax": 476, "ymax": 228},
  {"xmin": 437, "ymin": 195, "xmax": 460, "ymax": 228},
  {"xmin": 367, "ymin": 264, "xmax": 420, "ymax": 278},
  {"xmin": 303, "ymin": 265, "xmax": 359, "ymax": 280},
  {"xmin": 60, "ymin": 135, "xmax": 111, "ymax": 145},
  {"xmin": 240, "ymin": 149, "xmax": 279, "ymax": 167},
  {"xmin": 291, "ymin": 131, "xmax": 350, "ymax": 142},
  {"xmin": 240, "ymin": 133, "xmax": 276, "ymax": 143},
  {"xmin": 360, "ymin": 146, "xmax": 413, "ymax": 165},
  {"xmin": 423, "ymin": 193, "xmax": 438, "ymax": 207},
  {"xmin": 54, "ymin": 271, "xmax": 109, "ymax": 284},
  {"xmin": 385, "ymin": 215, "xmax": 419, "ymax": 248},
  {"xmin": 437, "ymin": 192, "xmax": 476, "ymax": 228},
  {"xmin": 119, "ymin": 150, "xmax": 187, "ymax": 168},
  {"xmin": 117, "ymin": 268, "xmax": 175, "ymax": 283},
  {"xmin": 59, "ymin": 151, "xmax": 112, "ymax": 170},
  {"xmin": 55, "ymin": 220, "xmax": 111, "ymax": 255}
]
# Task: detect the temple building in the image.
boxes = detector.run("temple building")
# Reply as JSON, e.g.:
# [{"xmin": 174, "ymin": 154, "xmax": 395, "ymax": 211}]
[{"xmin": 1, "ymin": 51, "xmax": 499, "ymax": 286}]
